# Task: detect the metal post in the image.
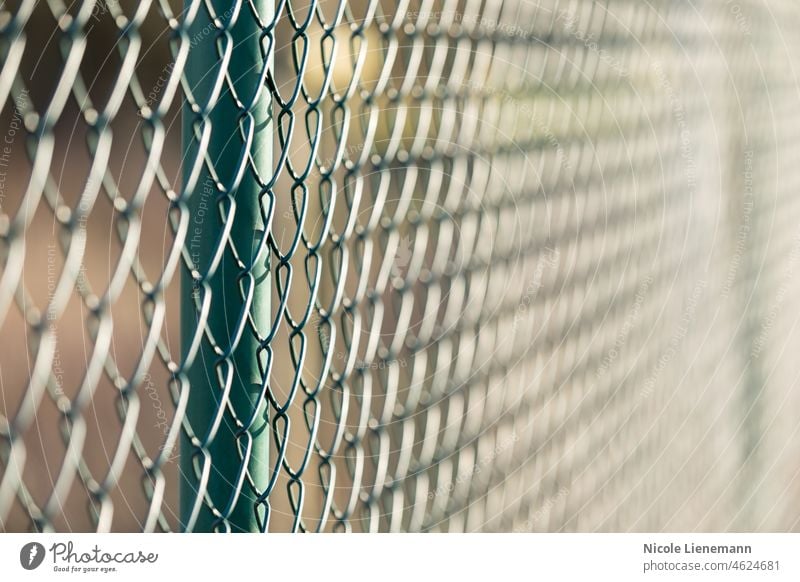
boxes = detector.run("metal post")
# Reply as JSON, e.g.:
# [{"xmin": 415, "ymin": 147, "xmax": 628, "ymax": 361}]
[{"xmin": 180, "ymin": 0, "xmax": 272, "ymax": 532}]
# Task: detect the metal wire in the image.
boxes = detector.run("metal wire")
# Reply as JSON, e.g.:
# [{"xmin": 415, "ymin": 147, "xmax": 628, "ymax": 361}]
[{"xmin": 2, "ymin": 0, "xmax": 800, "ymax": 532}]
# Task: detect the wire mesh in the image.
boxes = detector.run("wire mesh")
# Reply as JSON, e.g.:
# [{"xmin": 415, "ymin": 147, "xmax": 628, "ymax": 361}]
[{"xmin": 2, "ymin": 0, "xmax": 800, "ymax": 532}]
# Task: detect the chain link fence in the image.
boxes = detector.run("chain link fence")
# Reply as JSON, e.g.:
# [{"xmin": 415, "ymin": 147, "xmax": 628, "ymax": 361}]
[{"xmin": 1, "ymin": 0, "xmax": 800, "ymax": 532}]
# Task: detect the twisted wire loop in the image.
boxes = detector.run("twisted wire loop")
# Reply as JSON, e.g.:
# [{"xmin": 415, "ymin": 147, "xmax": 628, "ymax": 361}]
[{"xmin": 1, "ymin": 0, "xmax": 800, "ymax": 532}]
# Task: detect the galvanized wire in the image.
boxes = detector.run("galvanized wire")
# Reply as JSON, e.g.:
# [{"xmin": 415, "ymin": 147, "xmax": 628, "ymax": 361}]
[{"xmin": 2, "ymin": 0, "xmax": 800, "ymax": 532}]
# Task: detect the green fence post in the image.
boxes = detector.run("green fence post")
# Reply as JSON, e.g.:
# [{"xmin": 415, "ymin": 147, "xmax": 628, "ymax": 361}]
[{"xmin": 180, "ymin": 0, "xmax": 272, "ymax": 532}]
